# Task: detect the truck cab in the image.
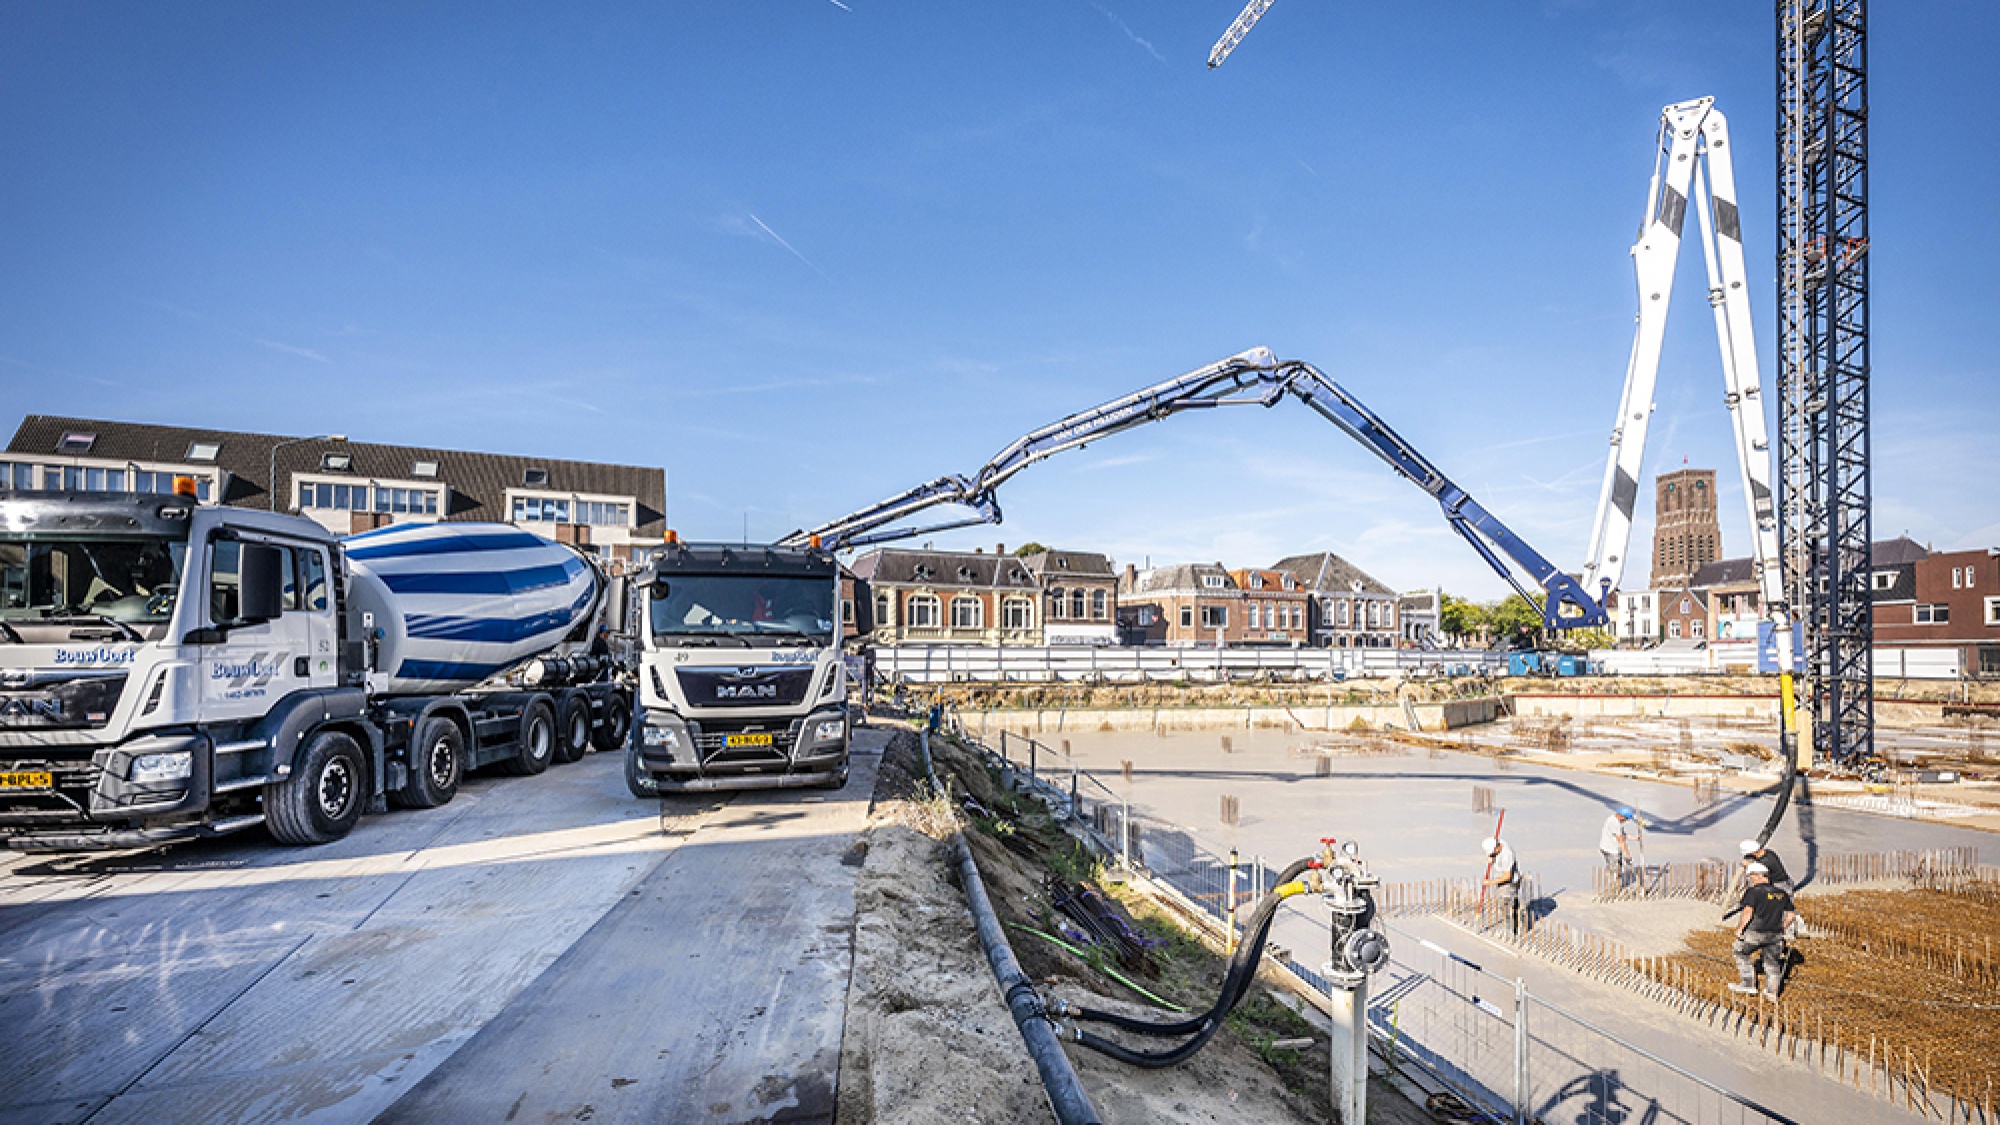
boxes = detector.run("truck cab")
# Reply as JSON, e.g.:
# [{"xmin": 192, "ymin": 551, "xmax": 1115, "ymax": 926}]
[
  {"xmin": 0, "ymin": 490, "xmax": 349, "ymax": 846},
  {"xmin": 627, "ymin": 541, "xmax": 848, "ymax": 794}
]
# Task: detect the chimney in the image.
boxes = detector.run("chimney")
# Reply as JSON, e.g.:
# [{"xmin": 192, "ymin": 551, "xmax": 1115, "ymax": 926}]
[
  {"xmin": 1124, "ymin": 563, "xmax": 1138, "ymax": 586},
  {"xmin": 997, "ymin": 543, "xmax": 1006, "ymax": 557}
]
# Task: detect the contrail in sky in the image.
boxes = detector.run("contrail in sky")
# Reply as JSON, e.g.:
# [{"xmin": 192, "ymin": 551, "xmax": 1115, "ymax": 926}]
[
  {"xmin": 749, "ymin": 213, "xmax": 834, "ymax": 282},
  {"xmin": 827, "ymin": 0, "xmax": 851, "ymax": 9}
]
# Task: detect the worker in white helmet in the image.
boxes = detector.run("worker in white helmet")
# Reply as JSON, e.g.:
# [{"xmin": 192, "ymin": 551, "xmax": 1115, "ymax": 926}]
[
  {"xmin": 1728, "ymin": 863, "xmax": 1797, "ymax": 999},
  {"xmin": 1481, "ymin": 836, "xmax": 1525, "ymax": 939},
  {"xmin": 1739, "ymin": 838, "xmax": 1793, "ymax": 894}
]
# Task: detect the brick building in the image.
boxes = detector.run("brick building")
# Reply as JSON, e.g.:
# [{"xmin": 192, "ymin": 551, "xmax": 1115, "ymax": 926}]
[
  {"xmin": 1226, "ymin": 569, "xmax": 1312, "ymax": 646},
  {"xmin": 1874, "ymin": 547, "xmax": 2000, "ymax": 676},
  {"xmin": 1271, "ymin": 552, "xmax": 1399, "ymax": 648},
  {"xmin": 1116, "ymin": 563, "xmax": 1243, "ymax": 647},
  {"xmin": 2, "ymin": 415, "xmax": 665, "ymax": 558},
  {"xmin": 1661, "ymin": 586, "xmax": 1709, "ymax": 642},
  {"xmin": 850, "ymin": 547, "xmax": 1042, "ymax": 646},
  {"xmin": 1020, "ymin": 548, "xmax": 1119, "ymax": 645},
  {"xmin": 1651, "ymin": 468, "xmax": 1720, "ymax": 589}
]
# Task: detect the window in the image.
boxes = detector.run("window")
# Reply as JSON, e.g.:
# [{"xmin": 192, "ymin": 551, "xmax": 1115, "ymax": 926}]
[
  {"xmin": 1070, "ymin": 588, "xmax": 1086, "ymax": 620},
  {"xmin": 1281, "ymin": 575, "xmax": 1295, "ymax": 590},
  {"xmin": 1136, "ymin": 607, "xmax": 1155, "ymax": 626},
  {"xmin": 57, "ymin": 432, "xmax": 95, "ymax": 454},
  {"xmin": 1953, "ymin": 568, "xmax": 1964, "ymax": 590},
  {"xmin": 1338, "ymin": 601, "xmax": 1350, "ymax": 626},
  {"xmin": 412, "ymin": 461, "xmax": 439, "ymax": 478},
  {"xmin": 1091, "ymin": 589, "xmax": 1107, "ymax": 620},
  {"xmin": 1201, "ymin": 574, "xmax": 1225, "ymax": 589},
  {"xmin": 1872, "ymin": 571, "xmax": 1895, "ymax": 591},
  {"xmin": 905, "ymin": 593, "xmax": 940, "ymax": 629},
  {"xmin": 841, "ymin": 599, "xmax": 855, "ymax": 626},
  {"xmin": 1200, "ymin": 605, "xmax": 1228, "ymax": 629},
  {"xmin": 523, "ymin": 468, "xmax": 549, "ymax": 487},
  {"xmin": 1987, "ymin": 597, "xmax": 2000, "ymax": 627},
  {"xmin": 1247, "ymin": 573, "xmax": 1264, "ymax": 589},
  {"xmin": 1679, "ymin": 597, "xmax": 1692, "ymax": 613},
  {"xmin": 300, "ymin": 548, "xmax": 328, "ymax": 611},
  {"xmin": 187, "ymin": 442, "xmax": 220, "ymax": 462},
  {"xmin": 320, "ymin": 453, "xmax": 352, "ymax": 472},
  {"xmin": 1003, "ymin": 597, "xmax": 1034, "ymax": 630},
  {"xmin": 1049, "ymin": 587, "xmax": 1066, "ymax": 620},
  {"xmin": 209, "ymin": 540, "xmax": 299, "ymax": 624},
  {"xmin": 950, "ymin": 595, "xmax": 983, "ymax": 629},
  {"xmin": 1691, "ymin": 620, "xmax": 1705, "ymax": 639},
  {"xmin": 1915, "ymin": 603, "xmax": 1950, "ymax": 625},
  {"xmin": 875, "ymin": 593, "xmax": 892, "ymax": 627},
  {"xmin": 1179, "ymin": 606, "xmax": 1194, "ymax": 629},
  {"xmin": 1248, "ymin": 604, "xmax": 1260, "ymax": 630},
  {"xmin": 1669, "ymin": 620, "xmax": 1682, "ymax": 639}
]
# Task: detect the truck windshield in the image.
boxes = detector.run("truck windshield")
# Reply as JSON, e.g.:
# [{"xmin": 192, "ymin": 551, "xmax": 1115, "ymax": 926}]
[
  {"xmin": 650, "ymin": 574, "xmax": 835, "ymax": 642},
  {"xmin": 0, "ymin": 536, "xmax": 189, "ymax": 640}
]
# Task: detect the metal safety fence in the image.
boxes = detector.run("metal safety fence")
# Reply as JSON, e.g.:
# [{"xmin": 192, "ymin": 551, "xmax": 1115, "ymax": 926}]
[{"xmin": 944, "ymin": 711, "xmax": 1805, "ymax": 1125}]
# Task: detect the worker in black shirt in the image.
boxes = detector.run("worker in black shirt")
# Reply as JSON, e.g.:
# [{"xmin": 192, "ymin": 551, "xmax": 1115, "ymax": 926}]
[
  {"xmin": 1728, "ymin": 863, "xmax": 1797, "ymax": 999},
  {"xmin": 1739, "ymin": 839, "xmax": 1793, "ymax": 894}
]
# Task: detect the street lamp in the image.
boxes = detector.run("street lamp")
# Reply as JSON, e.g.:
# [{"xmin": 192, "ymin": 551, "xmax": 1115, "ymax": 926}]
[{"xmin": 269, "ymin": 434, "xmax": 346, "ymax": 511}]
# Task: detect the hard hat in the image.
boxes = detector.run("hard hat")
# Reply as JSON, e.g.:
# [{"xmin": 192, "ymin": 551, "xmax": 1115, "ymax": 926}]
[
  {"xmin": 1481, "ymin": 837, "xmax": 1500, "ymax": 855},
  {"xmin": 1616, "ymin": 806, "xmax": 1634, "ymax": 819},
  {"xmin": 1744, "ymin": 862, "xmax": 1769, "ymax": 876},
  {"xmin": 1739, "ymin": 839, "xmax": 1761, "ymax": 855}
]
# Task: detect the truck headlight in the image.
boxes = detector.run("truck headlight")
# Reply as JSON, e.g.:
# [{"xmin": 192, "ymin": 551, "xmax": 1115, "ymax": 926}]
[
  {"xmin": 643, "ymin": 724, "xmax": 680, "ymax": 750},
  {"xmin": 812, "ymin": 718, "xmax": 845, "ymax": 744},
  {"xmin": 130, "ymin": 751, "xmax": 193, "ymax": 783}
]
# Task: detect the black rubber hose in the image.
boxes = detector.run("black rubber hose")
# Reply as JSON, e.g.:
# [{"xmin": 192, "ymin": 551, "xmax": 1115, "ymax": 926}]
[
  {"xmin": 1755, "ymin": 695, "xmax": 1800, "ymax": 849},
  {"xmin": 1063, "ymin": 856, "xmax": 1316, "ymax": 1064}
]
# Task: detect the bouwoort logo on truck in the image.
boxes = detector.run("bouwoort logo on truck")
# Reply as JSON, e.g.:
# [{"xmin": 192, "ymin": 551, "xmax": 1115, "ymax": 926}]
[{"xmin": 212, "ymin": 654, "xmax": 284, "ymax": 698}]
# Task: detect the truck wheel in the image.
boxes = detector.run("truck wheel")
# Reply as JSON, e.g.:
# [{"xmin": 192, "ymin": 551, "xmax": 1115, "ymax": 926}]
[
  {"xmin": 265, "ymin": 730, "xmax": 367, "ymax": 845},
  {"xmin": 396, "ymin": 716, "xmax": 464, "ymax": 809},
  {"xmin": 554, "ymin": 693, "xmax": 591, "ymax": 764},
  {"xmin": 624, "ymin": 748, "xmax": 662, "ymax": 800},
  {"xmin": 591, "ymin": 694, "xmax": 631, "ymax": 753},
  {"xmin": 501, "ymin": 698, "xmax": 557, "ymax": 777}
]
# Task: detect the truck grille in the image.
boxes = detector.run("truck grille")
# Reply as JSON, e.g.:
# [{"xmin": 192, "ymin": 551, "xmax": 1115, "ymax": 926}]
[
  {"xmin": 0, "ymin": 671, "xmax": 127, "ymax": 731},
  {"xmin": 690, "ymin": 719, "xmax": 803, "ymax": 765},
  {"xmin": 675, "ymin": 667, "xmax": 814, "ymax": 709}
]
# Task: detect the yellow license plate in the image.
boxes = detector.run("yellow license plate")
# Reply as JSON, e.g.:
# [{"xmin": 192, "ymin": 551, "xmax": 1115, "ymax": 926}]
[
  {"xmin": 724, "ymin": 733, "xmax": 774, "ymax": 748},
  {"xmin": 0, "ymin": 771, "xmax": 54, "ymax": 790}
]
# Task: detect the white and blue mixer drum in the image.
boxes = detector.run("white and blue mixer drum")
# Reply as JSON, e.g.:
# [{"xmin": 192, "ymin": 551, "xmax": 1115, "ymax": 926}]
[{"xmin": 342, "ymin": 522, "xmax": 601, "ymax": 695}]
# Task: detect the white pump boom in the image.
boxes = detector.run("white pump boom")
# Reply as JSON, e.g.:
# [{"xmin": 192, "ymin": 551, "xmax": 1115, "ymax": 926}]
[{"xmin": 1580, "ymin": 98, "xmax": 1785, "ymax": 622}]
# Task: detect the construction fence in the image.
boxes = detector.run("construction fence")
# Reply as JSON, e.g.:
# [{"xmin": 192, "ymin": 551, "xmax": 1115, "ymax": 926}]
[{"xmin": 946, "ymin": 711, "xmax": 1805, "ymax": 1125}]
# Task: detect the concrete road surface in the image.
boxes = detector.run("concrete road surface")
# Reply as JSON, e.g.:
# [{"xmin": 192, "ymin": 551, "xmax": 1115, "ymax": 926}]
[{"xmin": 0, "ymin": 730, "xmax": 884, "ymax": 1125}]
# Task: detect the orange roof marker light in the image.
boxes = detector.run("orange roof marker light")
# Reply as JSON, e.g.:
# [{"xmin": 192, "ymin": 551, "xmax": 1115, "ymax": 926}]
[
  {"xmin": 664, "ymin": 529, "xmax": 680, "ymax": 545},
  {"xmin": 172, "ymin": 476, "xmax": 200, "ymax": 498},
  {"xmin": 808, "ymin": 534, "xmax": 822, "ymax": 549}
]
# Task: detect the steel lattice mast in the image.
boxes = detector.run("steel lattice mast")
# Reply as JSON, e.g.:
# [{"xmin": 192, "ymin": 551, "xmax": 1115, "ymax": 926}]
[{"xmin": 1777, "ymin": 0, "xmax": 1872, "ymax": 767}]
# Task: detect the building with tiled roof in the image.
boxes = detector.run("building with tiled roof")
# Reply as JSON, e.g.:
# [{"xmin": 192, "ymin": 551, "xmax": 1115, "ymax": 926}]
[
  {"xmin": 1019, "ymin": 548, "xmax": 1118, "ymax": 646},
  {"xmin": 850, "ymin": 546, "xmax": 1043, "ymax": 646},
  {"xmin": 1227, "ymin": 568, "xmax": 1311, "ymax": 646},
  {"xmin": 3, "ymin": 415, "xmax": 665, "ymax": 557},
  {"xmin": 1116, "ymin": 562, "xmax": 1243, "ymax": 647},
  {"xmin": 1271, "ymin": 552, "xmax": 1400, "ymax": 648}
]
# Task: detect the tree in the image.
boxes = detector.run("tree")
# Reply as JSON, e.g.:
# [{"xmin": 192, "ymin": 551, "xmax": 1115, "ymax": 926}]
[
  {"xmin": 1012, "ymin": 542, "xmax": 1049, "ymax": 557},
  {"xmin": 1439, "ymin": 593, "xmax": 1488, "ymax": 643},
  {"xmin": 1488, "ymin": 593, "xmax": 1544, "ymax": 647}
]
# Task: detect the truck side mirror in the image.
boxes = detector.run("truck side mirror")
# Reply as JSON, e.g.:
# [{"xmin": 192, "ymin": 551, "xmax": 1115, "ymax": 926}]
[{"xmin": 239, "ymin": 544, "xmax": 286, "ymax": 623}]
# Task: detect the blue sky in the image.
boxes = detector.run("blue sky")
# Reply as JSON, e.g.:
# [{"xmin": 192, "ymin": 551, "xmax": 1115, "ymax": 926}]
[{"xmin": 3, "ymin": 2, "xmax": 1993, "ymax": 601}]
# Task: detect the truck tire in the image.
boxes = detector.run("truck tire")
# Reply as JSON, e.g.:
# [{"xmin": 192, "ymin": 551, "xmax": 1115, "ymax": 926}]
[
  {"xmin": 591, "ymin": 693, "xmax": 631, "ymax": 753},
  {"xmin": 265, "ymin": 730, "xmax": 367, "ymax": 845},
  {"xmin": 554, "ymin": 692, "xmax": 591, "ymax": 764},
  {"xmin": 501, "ymin": 697, "xmax": 557, "ymax": 777},
  {"xmin": 624, "ymin": 747, "xmax": 661, "ymax": 800},
  {"xmin": 396, "ymin": 716, "xmax": 464, "ymax": 809}
]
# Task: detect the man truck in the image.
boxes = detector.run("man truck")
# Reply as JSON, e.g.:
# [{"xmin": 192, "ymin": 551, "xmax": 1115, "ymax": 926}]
[
  {"xmin": 625, "ymin": 537, "xmax": 850, "ymax": 795},
  {"xmin": 0, "ymin": 482, "xmax": 631, "ymax": 850}
]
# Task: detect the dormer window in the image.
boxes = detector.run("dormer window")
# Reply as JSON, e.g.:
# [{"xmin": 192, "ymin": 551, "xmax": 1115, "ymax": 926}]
[
  {"xmin": 1282, "ymin": 575, "xmax": 1295, "ymax": 590},
  {"xmin": 320, "ymin": 453, "xmax": 352, "ymax": 471},
  {"xmin": 1058, "ymin": 558, "xmax": 1069, "ymax": 569},
  {"xmin": 957, "ymin": 566, "xmax": 975, "ymax": 581},
  {"xmin": 412, "ymin": 461, "xmax": 439, "ymax": 478},
  {"xmin": 523, "ymin": 468, "xmax": 549, "ymax": 487},
  {"xmin": 913, "ymin": 564, "xmax": 933, "ymax": 581},
  {"xmin": 1202, "ymin": 575, "xmax": 1225, "ymax": 589},
  {"xmin": 186, "ymin": 441, "xmax": 220, "ymax": 462},
  {"xmin": 57, "ymin": 432, "xmax": 95, "ymax": 455}
]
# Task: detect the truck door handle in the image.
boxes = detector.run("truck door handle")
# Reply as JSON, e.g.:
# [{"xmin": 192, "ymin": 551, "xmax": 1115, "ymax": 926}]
[{"xmin": 295, "ymin": 657, "xmax": 310, "ymax": 678}]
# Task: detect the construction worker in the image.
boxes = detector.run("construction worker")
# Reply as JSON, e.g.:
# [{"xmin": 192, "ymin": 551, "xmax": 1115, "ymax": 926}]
[
  {"xmin": 1599, "ymin": 806, "xmax": 1641, "ymax": 887},
  {"xmin": 1728, "ymin": 863, "xmax": 1796, "ymax": 999},
  {"xmin": 1481, "ymin": 836, "xmax": 1525, "ymax": 939},
  {"xmin": 1739, "ymin": 839, "xmax": 1793, "ymax": 894}
]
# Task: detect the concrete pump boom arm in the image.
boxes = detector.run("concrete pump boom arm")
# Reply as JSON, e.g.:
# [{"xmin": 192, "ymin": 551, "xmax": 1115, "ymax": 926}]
[
  {"xmin": 782, "ymin": 348, "xmax": 1608, "ymax": 630},
  {"xmin": 1580, "ymin": 98, "xmax": 1786, "ymax": 622}
]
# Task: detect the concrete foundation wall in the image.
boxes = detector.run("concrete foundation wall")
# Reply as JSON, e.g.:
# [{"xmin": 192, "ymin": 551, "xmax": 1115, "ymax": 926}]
[{"xmin": 1511, "ymin": 693, "xmax": 1948, "ymax": 725}]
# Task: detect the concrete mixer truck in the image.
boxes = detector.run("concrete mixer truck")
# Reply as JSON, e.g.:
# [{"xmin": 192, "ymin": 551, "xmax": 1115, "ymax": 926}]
[
  {"xmin": 624, "ymin": 537, "xmax": 850, "ymax": 795},
  {"xmin": 0, "ymin": 484, "xmax": 632, "ymax": 849}
]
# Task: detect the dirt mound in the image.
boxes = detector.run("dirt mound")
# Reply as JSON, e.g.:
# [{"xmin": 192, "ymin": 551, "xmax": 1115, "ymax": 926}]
[{"xmin": 836, "ymin": 728, "xmax": 1329, "ymax": 1123}]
